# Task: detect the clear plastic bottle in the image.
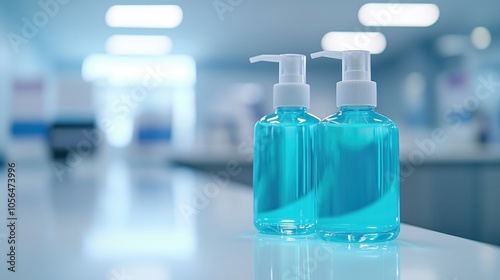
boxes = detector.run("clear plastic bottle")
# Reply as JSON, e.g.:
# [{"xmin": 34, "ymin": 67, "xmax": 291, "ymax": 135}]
[
  {"xmin": 311, "ymin": 50, "xmax": 400, "ymax": 242},
  {"xmin": 250, "ymin": 54, "xmax": 319, "ymax": 235}
]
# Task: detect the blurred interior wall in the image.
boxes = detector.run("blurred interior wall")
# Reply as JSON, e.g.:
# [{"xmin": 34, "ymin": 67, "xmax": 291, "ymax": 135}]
[{"xmin": 0, "ymin": 10, "xmax": 57, "ymax": 162}]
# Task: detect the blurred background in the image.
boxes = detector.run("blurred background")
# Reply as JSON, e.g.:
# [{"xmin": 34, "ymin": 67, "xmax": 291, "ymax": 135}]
[{"xmin": 0, "ymin": 0, "xmax": 499, "ymax": 259}]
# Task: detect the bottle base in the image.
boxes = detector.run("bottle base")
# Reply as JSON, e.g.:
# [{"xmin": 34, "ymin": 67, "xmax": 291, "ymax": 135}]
[
  {"xmin": 316, "ymin": 226, "xmax": 400, "ymax": 243},
  {"xmin": 255, "ymin": 220, "xmax": 315, "ymax": 235}
]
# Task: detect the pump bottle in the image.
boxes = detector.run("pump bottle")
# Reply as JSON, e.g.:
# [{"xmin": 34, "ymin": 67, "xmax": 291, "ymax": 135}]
[
  {"xmin": 250, "ymin": 54, "xmax": 319, "ymax": 235},
  {"xmin": 311, "ymin": 50, "xmax": 400, "ymax": 242}
]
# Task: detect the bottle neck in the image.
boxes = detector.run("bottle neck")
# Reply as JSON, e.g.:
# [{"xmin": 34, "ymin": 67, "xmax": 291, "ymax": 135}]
[
  {"xmin": 276, "ymin": 106, "xmax": 308, "ymax": 114},
  {"xmin": 340, "ymin": 105, "xmax": 375, "ymax": 112}
]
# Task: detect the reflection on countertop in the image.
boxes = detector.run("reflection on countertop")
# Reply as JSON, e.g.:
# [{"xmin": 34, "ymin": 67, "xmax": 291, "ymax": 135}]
[
  {"xmin": 0, "ymin": 159, "xmax": 499, "ymax": 280},
  {"xmin": 255, "ymin": 235, "xmax": 399, "ymax": 280}
]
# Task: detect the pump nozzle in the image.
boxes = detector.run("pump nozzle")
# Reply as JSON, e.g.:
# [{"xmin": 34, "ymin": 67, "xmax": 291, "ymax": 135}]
[
  {"xmin": 249, "ymin": 54, "xmax": 310, "ymax": 108},
  {"xmin": 311, "ymin": 50, "xmax": 371, "ymax": 81},
  {"xmin": 311, "ymin": 51, "xmax": 343, "ymax": 60},
  {"xmin": 250, "ymin": 54, "xmax": 306, "ymax": 84},
  {"xmin": 311, "ymin": 50, "xmax": 377, "ymax": 107}
]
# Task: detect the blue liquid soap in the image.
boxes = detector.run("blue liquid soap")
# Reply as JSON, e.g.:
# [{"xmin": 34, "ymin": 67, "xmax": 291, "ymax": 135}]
[
  {"xmin": 250, "ymin": 54, "xmax": 319, "ymax": 235},
  {"xmin": 315, "ymin": 106, "xmax": 400, "ymax": 242},
  {"xmin": 254, "ymin": 107, "xmax": 319, "ymax": 234},
  {"xmin": 311, "ymin": 50, "xmax": 400, "ymax": 242}
]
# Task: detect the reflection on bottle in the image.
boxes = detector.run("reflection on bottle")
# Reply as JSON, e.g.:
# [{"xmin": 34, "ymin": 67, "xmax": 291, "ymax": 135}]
[
  {"xmin": 253, "ymin": 234, "xmax": 313, "ymax": 280},
  {"xmin": 312, "ymin": 241, "xmax": 400, "ymax": 280}
]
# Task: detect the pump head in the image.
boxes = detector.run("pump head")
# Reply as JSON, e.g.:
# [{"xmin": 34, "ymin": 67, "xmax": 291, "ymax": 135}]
[
  {"xmin": 250, "ymin": 54, "xmax": 306, "ymax": 84},
  {"xmin": 250, "ymin": 54, "xmax": 310, "ymax": 108},
  {"xmin": 311, "ymin": 50, "xmax": 377, "ymax": 107}
]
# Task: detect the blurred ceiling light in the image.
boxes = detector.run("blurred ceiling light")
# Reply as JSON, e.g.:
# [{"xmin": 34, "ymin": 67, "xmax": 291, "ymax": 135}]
[
  {"xmin": 106, "ymin": 35, "xmax": 172, "ymax": 55},
  {"xmin": 359, "ymin": 3, "xmax": 439, "ymax": 27},
  {"xmin": 321, "ymin": 32, "xmax": 387, "ymax": 54},
  {"xmin": 82, "ymin": 54, "xmax": 196, "ymax": 86},
  {"xmin": 471, "ymin": 27, "xmax": 491, "ymax": 50},
  {"xmin": 106, "ymin": 5, "xmax": 183, "ymax": 28},
  {"xmin": 435, "ymin": 35, "xmax": 468, "ymax": 57}
]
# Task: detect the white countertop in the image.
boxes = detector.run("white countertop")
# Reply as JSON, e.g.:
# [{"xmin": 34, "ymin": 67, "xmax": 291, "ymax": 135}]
[{"xmin": 0, "ymin": 159, "xmax": 499, "ymax": 280}]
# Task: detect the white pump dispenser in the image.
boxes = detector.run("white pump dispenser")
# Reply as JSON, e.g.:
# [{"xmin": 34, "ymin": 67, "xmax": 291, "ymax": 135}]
[
  {"xmin": 250, "ymin": 54, "xmax": 310, "ymax": 109},
  {"xmin": 311, "ymin": 50, "xmax": 377, "ymax": 107}
]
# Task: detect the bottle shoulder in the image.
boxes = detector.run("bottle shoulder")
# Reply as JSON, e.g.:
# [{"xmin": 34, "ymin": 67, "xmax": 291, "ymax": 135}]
[
  {"xmin": 321, "ymin": 110, "xmax": 398, "ymax": 128},
  {"xmin": 257, "ymin": 111, "xmax": 320, "ymax": 127}
]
